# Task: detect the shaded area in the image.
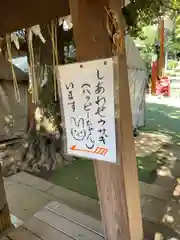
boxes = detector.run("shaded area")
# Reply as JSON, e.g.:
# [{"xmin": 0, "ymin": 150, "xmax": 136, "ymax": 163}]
[
  {"xmin": 143, "ymin": 219, "xmax": 180, "ymax": 240},
  {"xmin": 137, "ymin": 102, "xmax": 180, "ymax": 184},
  {"xmin": 50, "ymin": 159, "xmax": 98, "ymax": 200},
  {"xmin": 50, "ymin": 101, "xmax": 180, "ymax": 199},
  {"xmin": 135, "ymin": 131, "xmax": 172, "ymax": 184}
]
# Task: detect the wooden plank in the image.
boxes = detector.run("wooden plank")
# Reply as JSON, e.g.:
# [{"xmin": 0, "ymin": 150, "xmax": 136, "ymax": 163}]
[
  {"xmin": 25, "ymin": 216, "xmax": 72, "ymax": 240},
  {"xmin": 8, "ymin": 226, "xmax": 40, "ymax": 240},
  {"xmin": 0, "ymin": 0, "xmax": 70, "ymax": 36},
  {"xmin": 69, "ymin": 0, "xmax": 143, "ymax": 240},
  {"xmin": 45, "ymin": 201, "xmax": 103, "ymax": 236},
  {"xmin": 35, "ymin": 208, "xmax": 104, "ymax": 240},
  {"xmin": 0, "ymin": 166, "xmax": 7, "ymax": 210}
]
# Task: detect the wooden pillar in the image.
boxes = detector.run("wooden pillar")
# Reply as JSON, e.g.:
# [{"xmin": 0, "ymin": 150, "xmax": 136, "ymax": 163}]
[
  {"xmin": 69, "ymin": 0, "xmax": 143, "ymax": 239},
  {"xmin": 151, "ymin": 61, "xmax": 157, "ymax": 95},
  {"xmin": 0, "ymin": 15, "xmax": 12, "ymax": 237},
  {"xmin": 159, "ymin": 19, "xmax": 165, "ymax": 77},
  {"xmin": 0, "ymin": 165, "xmax": 11, "ymax": 232}
]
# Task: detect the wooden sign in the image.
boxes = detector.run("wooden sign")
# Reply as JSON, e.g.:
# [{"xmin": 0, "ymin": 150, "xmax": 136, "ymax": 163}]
[{"xmin": 57, "ymin": 58, "xmax": 117, "ymax": 163}]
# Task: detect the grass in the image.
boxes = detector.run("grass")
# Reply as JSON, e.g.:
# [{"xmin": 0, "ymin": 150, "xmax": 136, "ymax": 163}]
[
  {"xmin": 143, "ymin": 103, "xmax": 180, "ymax": 140},
  {"xmin": 50, "ymin": 159, "xmax": 98, "ymax": 200},
  {"xmin": 50, "ymin": 156, "xmax": 158, "ymax": 200},
  {"xmin": 50, "ymin": 101, "xmax": 180, "ymax": 200},
  {"xmin": 137, "ymin": 154, "xmax": 158, "ymax": 184}
]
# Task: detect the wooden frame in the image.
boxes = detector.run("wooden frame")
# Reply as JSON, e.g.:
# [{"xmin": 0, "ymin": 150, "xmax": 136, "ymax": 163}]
[
  {"xmin": 69, "ymin": 0, "xmax": 143, "ymax": 239},
  {"xmin": 0, "ymin": 0, "xmax": 143, "ymax": 239},
  {"xmin": 0, "ymin": 0, "xmax": 69, "ymax": 36}
]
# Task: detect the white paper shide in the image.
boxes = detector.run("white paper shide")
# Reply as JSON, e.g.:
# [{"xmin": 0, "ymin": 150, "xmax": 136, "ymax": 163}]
[{"xmin": 57, "ymin": 58, "xmax": 117, "ymax": 163}]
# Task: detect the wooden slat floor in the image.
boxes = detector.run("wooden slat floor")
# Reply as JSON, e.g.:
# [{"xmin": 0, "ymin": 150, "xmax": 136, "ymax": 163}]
[{"xmin": 1, "ymin": 201, "xmax": 104, "ymax": 240}]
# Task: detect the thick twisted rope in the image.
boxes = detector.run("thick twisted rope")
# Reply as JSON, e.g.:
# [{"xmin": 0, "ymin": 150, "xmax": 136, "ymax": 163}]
[{"xmin": 105, "ymin": 7, "xmax": 125, "ymax": 55}]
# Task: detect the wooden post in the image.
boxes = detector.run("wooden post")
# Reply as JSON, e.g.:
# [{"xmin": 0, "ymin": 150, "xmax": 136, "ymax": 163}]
[
  {"xmin": 151, "ymin": 61, "xmax": 157, "ymax": 95},
  {"xmin": 0, "ymin": 165, "xmax": 11, "ymax": 232},
  {"xmin": 159, "ymin": 19, "xmax": 165, "ymax": 77},
  {"xmin": 69, "ymin": 0, "xmax": 143, "ymax": 239}
]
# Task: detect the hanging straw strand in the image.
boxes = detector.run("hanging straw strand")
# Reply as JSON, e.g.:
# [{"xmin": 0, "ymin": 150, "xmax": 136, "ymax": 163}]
[
  {"xmin": 6, "ymin": 34, "xmax": 20, "ymax": 102},
  {"xmin": 27, "ymin": 29, "xmax": 39, "ymax": 103},
  {"xmin": 48, "ymin": 20, "xmax": 59, "ymax": 101},
  {"xmin": 51, "ymin": 21, "xmax": 57, "ymax": 101}
]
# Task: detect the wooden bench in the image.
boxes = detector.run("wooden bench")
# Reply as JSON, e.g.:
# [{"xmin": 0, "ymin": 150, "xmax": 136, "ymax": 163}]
[{"xmin": 1, "ymin": 201, "xmax": 104, "ymax": 240}]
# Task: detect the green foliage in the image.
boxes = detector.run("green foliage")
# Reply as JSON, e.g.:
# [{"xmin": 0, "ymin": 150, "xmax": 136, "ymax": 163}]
[
  {"xmin": 167, "ymin": 59, "xmax": 178, "ymax": 70},
  {"xmin": 128, "ymin": 0, "xmax": 180, "ymax": 66},
  {"xmin": 168, "ymin": 36, "xmax": 180, "ymax": 55},
  {"xmin": 142, "ymin": 26, "xmax": 158, "ymax": 45},
  {"xmin": 124, "ymin": 0, "xmax": 180, "ymax": 38},
  {"xmin": 166, "ymin": 15, "xmax": 180, "ymax": 56},
  {"xmin": 64, "ymin": 41, "xmax": 76, "ymax": 63},
  {"xmin": 135, "ymin": 25, "xmax": 158, "ymax": 71},
  {"xmin": 139, "ymin": 44, "xmax": 155, "ymax": 73},
  {"xmin": 176, "ymin": 16, "xmax": 180, "ymax": 35}
]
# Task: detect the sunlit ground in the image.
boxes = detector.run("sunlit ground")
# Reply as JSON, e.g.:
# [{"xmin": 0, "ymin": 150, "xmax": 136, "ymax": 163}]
[
  {"xmin": 138, "ymin": 96, "xmax": 180, "ymax": 182},
  {"xmin": 139, "ymin": 96, "xmax": 180, "ymax": 239}
]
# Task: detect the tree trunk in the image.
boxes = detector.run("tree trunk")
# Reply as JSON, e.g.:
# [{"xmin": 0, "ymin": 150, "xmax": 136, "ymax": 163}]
[
  {"xmin": 2, "ymin": 23, "xmax": 75, "ymax": 177},
  {"xmin": 21, "ymin": 23, "xmax": 72, "ymax": 177}
]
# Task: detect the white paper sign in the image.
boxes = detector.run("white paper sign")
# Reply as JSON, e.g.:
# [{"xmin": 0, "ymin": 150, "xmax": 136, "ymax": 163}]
[{"xmin": 57, "ymin": 58, "xmax": 117, "ymax": 163}]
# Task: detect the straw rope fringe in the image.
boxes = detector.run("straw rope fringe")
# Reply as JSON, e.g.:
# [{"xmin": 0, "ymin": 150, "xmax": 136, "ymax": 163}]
[
  {"xmin": 27, "ymin": 29, "xmax": 39, "ymax": 104},
  {"xmin": 6, "ymin": 34, "xmax": 20, "ymax": 102},
  {"xmin": 0, "ymin": 202, "xmax": 11, "ymax": 233},
  {"xmin": 26, "ymin": 22, "xmax": 58, "ymax": 104},
  {"xmin": 0, "ymin": 212, "xmax": 11, "ymax": 232},
  {"xmin": 48, "ymin": 20, "xmax": 59, "ymax": 101}
]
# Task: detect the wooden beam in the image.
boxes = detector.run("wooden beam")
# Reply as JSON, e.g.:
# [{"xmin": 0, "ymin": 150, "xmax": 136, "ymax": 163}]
[
  {"xmin": 69, "ymin": 0, "xmax": 143, "ymax": 239},
  {"xmin": 0, "ymin": 0, "xmax": 70, "ymax": 36},
  {"xmin": 0, "ymin": 17, "xmax": 12, "ymax": 233}
]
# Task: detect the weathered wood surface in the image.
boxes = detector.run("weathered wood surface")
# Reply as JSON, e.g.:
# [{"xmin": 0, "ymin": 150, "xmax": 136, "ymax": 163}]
[
  {"xmin": 7, "ymin": 227, "xmax": 40, "ymax": 240},
  {"xmin": 0, "ymin": 166, "xmax": 7, "ymax": 210},
  {"xmin": 0, "ymin": 0, "xmax": 70, "ymax": 36},
  {"xmin": 44, "ymin": 201, "xmax": 103, "ymax": 235},
  {"xmin": 1, "ymin": 201, "xmax": 104, "ymax": 240},
  {"xmin": 69, "ymin": 0, "xmax": 143, "ymax": 239},
  {"xmin": 0, "ymin": 166, "xmax": 11, "ymax": 233}
]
